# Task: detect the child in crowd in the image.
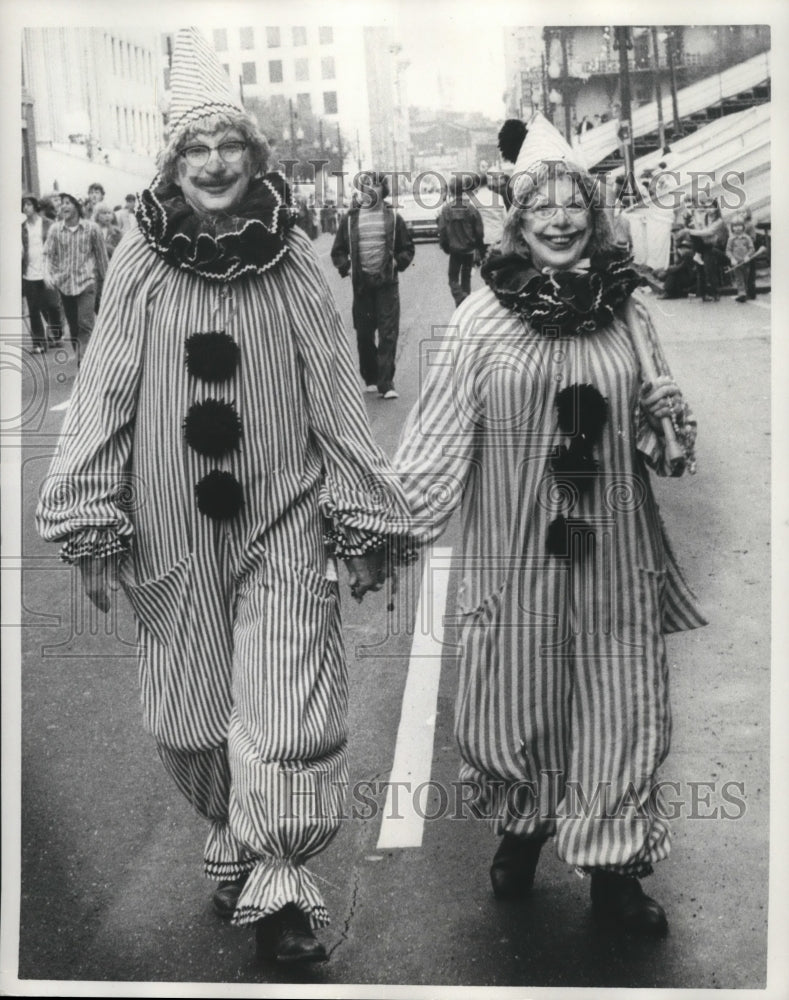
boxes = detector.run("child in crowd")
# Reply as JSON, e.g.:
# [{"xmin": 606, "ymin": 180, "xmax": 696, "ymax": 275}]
[{"xmin": 726, "ymin": 216, "xmax": 756, "ymax": 304}]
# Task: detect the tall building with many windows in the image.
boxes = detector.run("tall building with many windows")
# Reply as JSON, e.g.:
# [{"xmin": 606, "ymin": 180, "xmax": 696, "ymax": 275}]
[
  {"xmin": 161, "ymin": 22, "xmax": 408, "ymax": 179},
  {"xmin": 23, "ymin": 27, "xmax": 163, "ymax": 157}
]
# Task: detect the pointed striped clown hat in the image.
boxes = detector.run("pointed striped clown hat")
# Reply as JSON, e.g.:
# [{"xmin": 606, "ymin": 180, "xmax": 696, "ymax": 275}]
[
  {"xmin": 499, "ymin": 110, "xmax": 588, "ymax": 174},
  {"xmin": 167, "ymin": 27, "xmax": 244, "ymax": 138}
]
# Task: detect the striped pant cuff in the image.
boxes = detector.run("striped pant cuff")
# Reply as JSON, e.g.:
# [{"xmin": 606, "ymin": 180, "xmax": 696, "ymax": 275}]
[
  {"xmin": 230, "ymin": 857, "xmax": 330, "ymax": 929},
  {"xmin": 204, "ymin": 820, "xmax": 256, "ymax": 880}
]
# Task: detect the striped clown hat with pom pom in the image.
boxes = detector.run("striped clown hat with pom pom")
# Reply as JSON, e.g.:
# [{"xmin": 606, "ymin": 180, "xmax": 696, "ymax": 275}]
[
  {"xmin": 498, "ymin": 110, "xmax": 588, "ymax": 175},
  {"xmin": 167, "ymin": 27, "xmax": 244, "ymax": 139}
]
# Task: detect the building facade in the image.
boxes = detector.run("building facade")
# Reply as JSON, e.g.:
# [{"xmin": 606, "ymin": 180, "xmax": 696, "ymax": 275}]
[
  {"xmin": 408, "ymin": 109, "xmax": 500, "ymax": 176},
  {"xmin": 503, "ymin": 24, "xmax": 771, "ymax": 140},
  {"xmin": 23, "ymin": 27, "xmax": 163, "ymax": 158},
  {"xmin": 163, "ymin": 23, "xmax": 408, "ymax": 184}
]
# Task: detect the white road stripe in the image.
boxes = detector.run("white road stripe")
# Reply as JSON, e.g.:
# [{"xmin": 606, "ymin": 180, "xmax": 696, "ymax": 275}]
[
  {"xmin": 49, "ymin": 401, "xmax": 70, "ymax": 412},
  {"xmin": 377, "ymin": 545, "xmax": 452, "ymax": 849}
]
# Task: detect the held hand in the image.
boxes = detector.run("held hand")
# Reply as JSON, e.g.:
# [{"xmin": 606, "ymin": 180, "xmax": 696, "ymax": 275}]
[
  {"xmin": 640, "ymin": 376, "xmax": 683, "ymax": 432},
  {"xmin": 345, "ymin": 550, "xmax": 397, "ymax": 604},
  {"xmin": 79, "ymin": 555, "xmax": 118, "ymax": 613}
]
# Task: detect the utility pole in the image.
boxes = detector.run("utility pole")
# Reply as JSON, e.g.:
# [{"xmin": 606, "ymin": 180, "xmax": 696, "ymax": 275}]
[
  {"xmin": 541, "ymin": 52, "xmax": 549, "ymax": 118},
  {"xmin": 665, "ymin": 27, "xmax": 682, "ymax": 138},
  {"xmin": 614, "ymin": 26, "xmax": 635, "ymax": 177},
  {"xmin": 336, "ymin": 122, "xmax": 345, "ymax": 206},
  {"xmin": 651, "ymin": 27, "xmax": 668, "ymax": 152},
  {"xmin": 288, "ymin": 98, "xmax": 296, "ymax": 160},
  {"xmin": 559, "ymin": 28, "xmax": 572, "ymax": 142}
]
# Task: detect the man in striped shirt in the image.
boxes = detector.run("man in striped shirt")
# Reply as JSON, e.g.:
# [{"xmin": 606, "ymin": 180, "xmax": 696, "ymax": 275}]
[
  {"xmin": 43, "ymin": 192, "xmax": 108, "ymax": 362},
  {"xmin": 331, "ymin": 172, "xmax": 414, "ymax": 399}
]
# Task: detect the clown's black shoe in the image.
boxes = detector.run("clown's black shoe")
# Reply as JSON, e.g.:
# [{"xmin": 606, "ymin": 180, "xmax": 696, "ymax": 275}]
[
  {"xmin": 255, "ymin": 904, "xmax": 328, "ymax": 964},
  {"xmin": 590, "ymin": 871, "xmax": 668, "ymax": 937},
  {"xmin": 490, "ymin": 834, "xmax": 546, "ymax": 900}
]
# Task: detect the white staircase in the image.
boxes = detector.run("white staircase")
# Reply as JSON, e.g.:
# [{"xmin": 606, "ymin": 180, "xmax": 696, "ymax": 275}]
[{"xmin": 573, "ymin": 49, "xmax": 772, "ymax": 168}]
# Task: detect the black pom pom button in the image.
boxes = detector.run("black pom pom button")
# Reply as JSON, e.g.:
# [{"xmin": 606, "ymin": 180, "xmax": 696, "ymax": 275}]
[
  {"xmin": 195, "ymin": 470, "xmax": 244, "ymax": 520},
  {"xmin": 183, "ymin": 398, "xmax": 242, "ymax": 458},
  {"xmin": 185, "ymin": 331, "xmax": 240, "ymax": 382}
]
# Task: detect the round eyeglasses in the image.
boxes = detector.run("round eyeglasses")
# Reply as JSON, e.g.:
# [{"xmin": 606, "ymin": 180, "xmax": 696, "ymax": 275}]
[
  {"xmin": 528, "ymin": 202, "xmax": 589, "ymax": 220},
  {"xmin": 179, "ymin": 141, "xmax": 248, "ymax": 168}
]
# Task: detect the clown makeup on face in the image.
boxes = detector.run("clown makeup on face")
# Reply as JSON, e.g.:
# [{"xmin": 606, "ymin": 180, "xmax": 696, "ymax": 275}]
[
  {"xmin": 176, "ymin": 126, "xmax": 254, "ymax": 217},
  {"xmin": 519, "ymin": 176, "xmax": 592, "ymax": 272}
]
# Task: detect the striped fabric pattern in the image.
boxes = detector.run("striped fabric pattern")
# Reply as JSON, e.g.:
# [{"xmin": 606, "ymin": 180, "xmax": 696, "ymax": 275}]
[
  {"xmin": 167, "ymin": 27, "xmax": 243, "ymax": 136},
  {"xmin": 356, "ymin": 209, "xmax": 388, "ymax": 275},
  {"xmin": 43, "ymin": 219, "xmax": 108, "ymax": 296},
  {"xmin": 35, "ymin": 222, "xmax": 412, "ymax": 922},
  {"xmin": 392, "ymin": 286, "xmax": 706, "ymax": 876}
]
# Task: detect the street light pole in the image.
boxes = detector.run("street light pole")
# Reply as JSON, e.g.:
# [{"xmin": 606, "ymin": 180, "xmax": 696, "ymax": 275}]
[
  {"xmin": 559, "ymin": 28, "xmax": 572, "ymax": 142},
  {"xmin": 288, "ymin": 98, "xmax": 297, "ymax": 161},
  {"xmin": 651, "ymin": 27, "xmax": 667, "ymax": 152},
  {"xmin": 665, "ymin": 28, "xmax": 681, "ymax": 138},
  {"xmin": 614, "ymin": 26, "xmax": 635, "ymax": 176}
]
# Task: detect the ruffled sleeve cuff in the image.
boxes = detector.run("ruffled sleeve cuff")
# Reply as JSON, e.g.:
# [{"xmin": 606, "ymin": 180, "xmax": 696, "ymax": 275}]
[
  {"xmin": 323, "ymin": 521, "xmax": 419, "ymax": 565},
  {"xmin": 59, "ymin": 527, "xmax": 132, "ymax": 564}
]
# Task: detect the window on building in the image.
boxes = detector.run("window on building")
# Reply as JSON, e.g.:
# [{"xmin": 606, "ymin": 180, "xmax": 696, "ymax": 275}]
[
  {"xmin": 321, "ymin": 56, "xmax": 335, "ymax": 79},
  {"xmin": 267, "ymin": 26, "xmax": 281, "ymax": 47},
  {"xmin": 242, "ymin": 61, "xmax": 257, "ymax": 85},
  {"xmin": 240, "ymin": 26, "xmax": 254, "ymax": 49},
  {"xmin": 214, "ymin": 29, "xmax": 228, "ymax": 51},
  {"xmin": 295, "ymin": 57, "xmax": 309, "ymax": 81},
  {"xmin": 297, "ymin": 92, "xmax": 312, "ymax": 116},
  {"xmin": 269, "ymin": 60, "xmax": 283, "ymax": 84},
  {"xmin": 323, "ymin": 91, "xmax": 338, "ymax": 114},
  {"xmin": 319, "ymin": 26, "xmax": 333, "ymax": 44},
  {"xmin": 292, "ymin": 26, "xmax": 307, "ymax": 46}
]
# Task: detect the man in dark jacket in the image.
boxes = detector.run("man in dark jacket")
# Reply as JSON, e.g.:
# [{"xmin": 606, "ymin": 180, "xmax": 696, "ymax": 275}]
[
  {"xmin": 22, "ymin": 194, "xmax": 63, "ymax": 352},
  {"xmin": 331, "ymin": 172, "xmax": 414, "ymax": 399},
  {"xmin": 438, "ymin": 175, "xmax": 485, "ymax": 306}
]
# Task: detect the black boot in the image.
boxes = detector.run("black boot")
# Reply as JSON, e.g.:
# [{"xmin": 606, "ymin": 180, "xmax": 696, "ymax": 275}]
[
  {"xmin": 490, "ymin": 833, "xmax": 546, "ymax": 900},
  {"xmin": 590, "ymin": 871, "xmax": 668, "ymax": 937},
  {"xmin": 211, "ymin": 872, "xmax": 249, "ymax": 919},
  {"xmin": 255, "ymin": 903, "xmax": 328, "ymax": 964}
]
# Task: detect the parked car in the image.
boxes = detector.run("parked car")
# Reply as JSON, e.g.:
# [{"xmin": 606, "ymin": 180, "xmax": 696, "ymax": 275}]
[{"xmin": 395, "ymin": 194, "xmax": 440, "ymax": 242}]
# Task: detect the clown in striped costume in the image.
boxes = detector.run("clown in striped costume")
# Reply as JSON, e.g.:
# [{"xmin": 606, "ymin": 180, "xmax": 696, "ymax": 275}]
[
  {"xmin": 391, "ymin": 113, "xmax": 706, "ymax": 937},
  {"xmin": 36, "ymin": 28, "xmax": 410, "ymax": 965}
]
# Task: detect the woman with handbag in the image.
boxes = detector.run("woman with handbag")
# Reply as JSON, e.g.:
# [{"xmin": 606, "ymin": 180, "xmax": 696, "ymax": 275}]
[{"xmin": 391, "ymin": 112, "xmax": 706, "ymax": 937}]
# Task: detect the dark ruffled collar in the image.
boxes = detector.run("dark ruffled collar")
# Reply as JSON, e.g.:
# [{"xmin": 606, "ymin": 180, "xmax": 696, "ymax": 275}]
[
  {"xmin": 135, "ymin": 173, "xmax": 297, "ymax": 282},
  {"xmin": 481, "ymin": 249, "xmax": 642, "ymax": 336}
]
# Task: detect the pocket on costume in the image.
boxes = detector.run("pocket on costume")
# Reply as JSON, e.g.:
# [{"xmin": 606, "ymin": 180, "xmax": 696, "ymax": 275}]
[
  {"xmin": 233, "ymin": 554, "xmax": 346, "ymax": 754},
  {"xmin": 123, "ymin": 553, "xmax": 194, "ymax": 649}
]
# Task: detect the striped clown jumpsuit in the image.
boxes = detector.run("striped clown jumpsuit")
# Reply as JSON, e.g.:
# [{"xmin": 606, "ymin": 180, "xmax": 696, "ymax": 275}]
[
  {"xmin": 36, "ymin": 219, "xmax": 412, "ymax": 927},
  {"xmin": 392, "ymin": 286, "xmax": 706, "ymax": 878}
]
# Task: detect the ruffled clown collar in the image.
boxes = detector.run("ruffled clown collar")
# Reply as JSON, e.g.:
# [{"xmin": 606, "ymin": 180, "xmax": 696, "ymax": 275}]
[
  {"xmin": 135, "ymin": 173, "xmax": 297, "ymax": 282},
  {"xmin": 481, "ymin": 248, "xmax": 642, "ymax": 336}
]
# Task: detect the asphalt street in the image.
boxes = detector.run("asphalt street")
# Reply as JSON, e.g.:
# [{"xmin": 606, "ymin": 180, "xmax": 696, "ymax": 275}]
[{"xmin": 7, "ymin": 230, "xmax": 775, "ymax": 994}]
